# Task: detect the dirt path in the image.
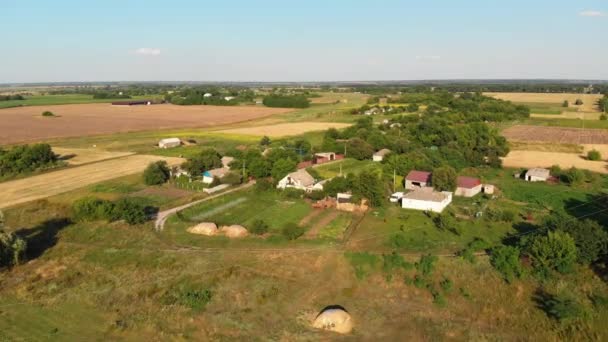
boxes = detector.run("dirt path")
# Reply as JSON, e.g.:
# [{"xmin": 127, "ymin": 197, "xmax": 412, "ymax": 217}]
[
  {"xmin": 154, "ymin": 181, "xmax": 254, "ymax": 231},
  {"xmin": 304, "ymin": 210, "xmax": 340, "ymax": 238}
]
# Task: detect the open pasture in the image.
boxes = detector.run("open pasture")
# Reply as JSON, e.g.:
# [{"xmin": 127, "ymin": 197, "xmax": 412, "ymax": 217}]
[
  {"xmin": 502, "ymin": 125, "xmax": 608, "ymax": 144},
  {"xmin": 0, "ymin": 103, "xmax": 292, "ymax": 144},
  {"xmin": 0, "ymin": 155, "xmax": 184, "ymax": 209},
  {"xmin": 215, "ymin": 122, "xmax": 351, "ymax": 137}
]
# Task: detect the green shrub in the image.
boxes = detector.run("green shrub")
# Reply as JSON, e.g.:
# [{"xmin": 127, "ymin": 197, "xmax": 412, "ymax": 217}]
[
  {"xmin": 281, "ymin": 188, "xmax": 305, "ymax": 199},
  {"xmin": 281, "ymin": 222, "xmax": 305, "ymax": 240},
  {"xmin": 345, "ymin": 252, "xmax": 379, "ymax": 280},
  {"xmin": 0, "ymin": 231, "xmax": 27, "ymax": 267},
  {"xmin": 220, "ymin": 171, "xmax": 242, "ymax": 185},
  {"xmin": 527, "ymin": 231, "xmax": 577, "ymax": 274},
  {"xmin": 600, "ymin": 113, "xmax": 607, "ymax": 121},
  {"xmin": 254, "ymin": 179, "xmax": 273, "ymax": 192},
  {"xmin": 490, "ymin": 245, "xmax": 523, "ymax": 283},
  {"xmin": 165, "ymin": 287, "xmax": 213, "ymax": 312},
  {"xmin": 382, "ymin": 251, "xmax": 413, "ymax": 281},
  {"xmin": 112, "ymin": 198, "xmax": 148, "ymax": 225},
  {"xmin": 440, "ymin": 278, "xmax": 453, "ymax": 293},
  {"xmin": 459, "ymin": 238, "xmax": 489, "ymax": 263},
  {"xmin": 587, "ymin": 149, "xmax": 601, "ymax": 161},
  {"xmin": 143, "ymin": 161, "xmax": 170, "ymax": 185},
  {"xmin": 537, "ymin": 292, "xmax": 587, "ymax": 324},
  {"xmin": 72, "ymin": 197, "xmax": 114, "ymax": 221},
  {"xmin": 250, "ymin": 219, "xmax": 269, "ymax": 235},
  {"xmin": 416, "ymin": 254, "xmax": 438, "ymax": 276},
  {"xmin": 41, "ymin": 111, "xmax": 54, "ymax": 117}
]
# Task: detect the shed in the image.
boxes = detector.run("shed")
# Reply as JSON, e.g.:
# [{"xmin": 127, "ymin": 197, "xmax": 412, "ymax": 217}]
[
  {"xmin": 221, "ymin": 156, "xmax": 234, "ymax": 169},
  {"xmin": 455, "ymin": 176, "xmax": 482, "ymax": 197},
  {"xmin": 525, "ymin": 168, "xmax": 550, "ymax": 182},
  {"xmin": 158, "ymin": 138, "xmax": 181, "ymax": 149},
  {"xmin": 405, "ymin": 170, "xmax": 432, "ymax": 190},
  {"xmin": 401, "ymin": 188, "xmax": 452, "ymax": 213},
  {"xmin": 372, "ymin": 149, "xmax": 391, "ymax": 162}
]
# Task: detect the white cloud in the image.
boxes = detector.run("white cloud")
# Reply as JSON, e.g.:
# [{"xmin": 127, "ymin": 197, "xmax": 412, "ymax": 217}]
[
  {"xmin": 415, "ymin": 55, "xmax": 441, "ymax": 61},
  {"xmin": 579, "ymin": 10, "xmax": 604, "ymax": 17},
  {"xmin": 133, "ymin": 48, "xmax": 161, "ymax": 56}
]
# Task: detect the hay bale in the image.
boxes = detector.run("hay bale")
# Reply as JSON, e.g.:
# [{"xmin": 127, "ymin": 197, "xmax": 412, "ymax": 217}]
[
  {"xmin": 187, "ymin": 222, "xmax": 218, "ymax": 236},
  {"xmin": 220, "ymin": 225, "xmax": 248, "ymax": 238},
  {"xmin": 312, "ymin": 306, "xmax": 353, "ymax": 334}
]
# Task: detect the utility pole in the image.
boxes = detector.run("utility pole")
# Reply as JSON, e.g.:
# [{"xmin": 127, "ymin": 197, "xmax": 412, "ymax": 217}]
[{"xmin": 393, "ymin": 169, "xmax": 396, "ymax": 193}]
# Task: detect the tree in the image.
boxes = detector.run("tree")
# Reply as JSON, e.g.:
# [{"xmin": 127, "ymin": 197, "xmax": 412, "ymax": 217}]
[
  {"xmin": 554, "ymin": 219, "xmax": 608, "ymax": 264},
  {"xmin": 355, "ymin": 170, "xmax": 384, "ymax": 207},
  {"xmin": 181, "ymin": 149, "xmax": 222, "ymax": 176},
  {"xmin": 112, "ymin": 198, "xmax": 148, "ymax": 225},
  {"xmin": 575, "ymin": 99, "xmax": 583, "ymax": 105},
  {"xmin": 490, "ymin": 245, "xmax": 523, "ymax": 283},
  {"xmin": 250, "ymin": 219, "xmax": 269, "ymax": 235},
  {"xmin": 527, "ymin": 231, "xmax": 577, "ymax": 274},
  {"xmin": 281, "ymin": 222, "xmax": 305, "ymax": 240},
  {"xmin": 346, "ymin": 138, "xmax": 374, "ymax": 160},
  {"xmin": 247, "ymin": 158, "xmax": 271, "ymax": 178},
  {"xmin": 562, "ymin": 100, "xmax": 569, "ymax": 108},
  {"xmin": 220, "ymin": 171, "xmax": 242, "ymax": 185},
  {"xmin": 0, "ymin": 230, "xmax": 27, "ymax": 267},
  {"xmin": 561, "ymin": 167, "xmax": 585, "ymax": 185},
  {"xmin": 271, "ymin": 158, "xmax": 296, "ymax": 181},
  {"xmin": 260, "ymin": 136, "xmax": 271, "ymax": 146},
  {"xmin": 587, "ymin": 149, "xmax": 602, "ymax": 161},
  {"xmin": 143, "ymin": 161, "xmax": 170, "ymax": 185},
  {"xmin": 432, "ymin": 166, "xmax": 457, "ymax": 191}
]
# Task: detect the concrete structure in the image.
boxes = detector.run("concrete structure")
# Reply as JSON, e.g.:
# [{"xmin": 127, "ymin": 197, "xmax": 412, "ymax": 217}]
[
  {"xmin": 277, "ymin": 169, "xmax": 316, "ymax": 191},
  {"xmin": 525, "ymin": 168, "xmax": 550, "ymax": 182},
  {"xmin": 202, "ymin": 167, "xmax": 229, "ymax": 184},
  {"xmin": 372, "ymin": 149, "xmax": 391, "ymax": 162},
  {"xmin": 405, "ymin": 170, "xmax": 431, "ymax": 190},
  {"xmin": 401, "ymin": 188, "xmax": 452, "ymax": 213},
  {"xmin": 158, "ymin": 137, "xmax": 181, "ymax": 149},
  {"xmin": 482, "ymin": 184, "xmax": 495, "ymax": 195},
  {"xmin": 455, "ymin": 176, "xmax": 482, "ymax": 197},
  {"xmin": 221, "ymin": 156, "xmax": 234, "ymax": 169}
]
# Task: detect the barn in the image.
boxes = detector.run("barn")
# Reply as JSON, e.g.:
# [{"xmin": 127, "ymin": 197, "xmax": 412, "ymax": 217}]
[
  {"xmin": 401, "ymin": 188, "xmax": 452, "ymax": 213},
  {"xmin": 405, "ymin": 170, "xmax": 431, "ymax": 190},
  {"xmin": 158, "ymin": 138, "xmax": 181, "ymax": 149},
  {"xmin": 455, "ymin": 176, "xmax": 482, "ymax": 197}
]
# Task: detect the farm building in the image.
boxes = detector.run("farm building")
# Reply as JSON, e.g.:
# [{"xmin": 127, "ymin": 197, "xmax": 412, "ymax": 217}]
[
  {"xmin": 203, "ymin": 93, "xmax": 213, "ymax": 97},
  {"xmin": 158, "ymin": 138, "xmax": 181, "ymax": 149},
  {"xmin": 525, "ymin": 168, "xmax": 551, "ymax": 182},
  {"xmin": 372, "ymin": 149, "xmax": 391, "ymax": 162},
  {"xmin": 221, "ymin": 156, "xmax": 234, "ymax": 168},
  {"xmin": 455, "ymin": 176, "xmax": 482, "ymax": 197},
  {"xmin": 405, "ymin": 170, "xmax": 432, "ymax": 190},
  {"xmin": 315, "ymin": 152, "xmax": 338, "ymax": 163},
  {"xmin": 202, "ymin": 167, "xmax": 229, "ymax": 184},
  {"xmin": 401, "ymin": 188, "xmax": 453, "ymax": 213},
  {"xmin": 277, "ymin": 169, "xmax": 324, "ymax": 192}
]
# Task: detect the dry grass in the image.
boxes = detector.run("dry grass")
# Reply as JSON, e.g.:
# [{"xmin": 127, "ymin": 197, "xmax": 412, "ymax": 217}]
[
  {"xmin": 215, "ymin": 122, "xmax": 352, "ymax": 137},
  {"xmin": 0, "ymin": 155, "xmax": 184, "ymax": 209},
  {"xmin": 0, "ymin": 103, "xmax": 292, "ymax": 144},
  {"xmin": 485, "ymin": 92, "xmax": 603, "ymax": 112},
  {"xmin": 52, "ymin": 147, "xmax": 134, "ymax": 165},
  {"xmin": 509, "ymin": 141, "xmax": 583, "ymax": 153},
  {"xmin": 531, "ymin": 112, "xmax": 602, "ymax": 120},
  {"xmin": 502, "ymin": 125, "xmax": 608, "ymax": 144},
  {"xmin": 502, "ymin": 150, "xmax": 608, "ymax": 173}
]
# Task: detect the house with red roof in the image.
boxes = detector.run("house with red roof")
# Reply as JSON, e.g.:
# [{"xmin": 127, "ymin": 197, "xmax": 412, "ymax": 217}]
[
  {"xmin": 405, "ymin": 170, "xmax": 432, "ymax": 190},
  {"xmin": 455, "ymin": 176, "xmax": 482, "ymax": 197}
]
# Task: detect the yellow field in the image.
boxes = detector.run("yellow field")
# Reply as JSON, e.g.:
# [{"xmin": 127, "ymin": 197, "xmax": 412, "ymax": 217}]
[
  {"xmin": 215, "ymin": 122, "xmax": 352, "ymax": 137},
  {"xmin": 52, "ymin": 147, "xmax": 134, "ymax": 165},
  {"xmin": 485, "ymin": 92, "xmax": 603, "ymax": 112},
  {"xmin": 502, "ymin": 150, "xmax": 608, "ymax": 174},
  {"xmin": 0, "ymin": 155, "xmax": 184, "ymax": 209}
]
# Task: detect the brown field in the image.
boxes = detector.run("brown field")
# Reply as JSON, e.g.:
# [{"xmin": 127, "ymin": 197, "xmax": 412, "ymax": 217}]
[
  {"xmin": 484, "ymin": 92, "xmax": 602, "ymax": 112},
  {"xmin": 502, "ymin": 150, "xmax": 608, "ymax": 174},
  {"xmin": 502, "ymin": 125, "xmax": 608, "ymax": 144},
  {"xmin": 52, "ymin": 147, "xmax": 134, "ymax": 165},
  {"xmin": 215, "ymin": 122, "xmax": 352, "ymax": 137},
  {"xmin": 0, "ymin": 103, "xmax": 292, "ymax": 144},
  {"xmin": 0, "ymin": 155, "xmax": 184, "ymax": 209}
]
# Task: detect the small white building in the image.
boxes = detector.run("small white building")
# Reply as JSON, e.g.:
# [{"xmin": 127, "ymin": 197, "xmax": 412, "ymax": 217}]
[
  {"xmin": 277, "ymin": 169, "xmax": 322, "ymax": 192},
  {"xmin": 372, "ymin": 149, "xmax": 391, "ymax": 162},
  {"xmin": 455, "ymin": 176, "xmax": 482, "ymax": 197},
  {"xmin": 221, "ymin": 156, "xmax": 234, "ymax": 169},
  {"xmin": 203, "ymin": 93, "xmax": 213, "ymax": 97},
  {"xmin": 202, "ymin": 168, "xmax": 229, "ymax": 184},
  {"xmin": 525, "ymin": 168, "xmax": 550, "ymax": 182},
  {"xmin": 401, "ymin": 188, "xmax": 452, "ymax": 213},
  {"xmin": 224, "ymin": 96, "xmax": 236, "ymax": 101},
  {"xmin": 405, "ymin": 170, "xmax": 432, "ymax": 190},
  {"xmin": 158, "ymin": 138, "xmax": 181, "ymax": 149}
]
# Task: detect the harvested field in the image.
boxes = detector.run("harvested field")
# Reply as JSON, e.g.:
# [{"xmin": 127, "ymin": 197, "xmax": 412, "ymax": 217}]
[
  {"xmin": 531, "ymin": 112, "xmax": 602, "ymax": 120},
  {"xmin": 484, "ymin": 92, "xmax": 602, "ymax": 112},
  {"xmin": 0, "ymin": 155, "xmax": 184, "ymax": 209},
  {"xmin": 215, "ymin": 122, "xmax": 351, "ymax": 137},
  {"xmin": 0, "ymin": 103, "xmax": 292, "ymax": 144},
  {"xmin": 502, "ymin": 125, "xmax": 608, "ymax": 144},
  {"xmin": 52, "ymin": 147, "xmax": 134, "ymax": 165},
  {"xmin": 502, "ymin": 150, "xmax": 608, "ymax": 174}
]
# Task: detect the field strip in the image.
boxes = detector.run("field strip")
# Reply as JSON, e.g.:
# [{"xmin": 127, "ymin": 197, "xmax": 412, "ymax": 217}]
[
  {"xmin": 502, "ymin": 125, "xmax": 608, "ymax": 144},
  {"xmin": 52, "ymin": 147, "xmax": 135, "ymax": 165},
  {"xmin": 0, "ymin": 155, "xmax": 184, "ymax": 209},
  {"xmin": 502, "ymin": 150, "xmax": 608, "ymax": 174},
  {"xmin": 214, "ymin": 122, "xmax": 352, "ymax": 137}
]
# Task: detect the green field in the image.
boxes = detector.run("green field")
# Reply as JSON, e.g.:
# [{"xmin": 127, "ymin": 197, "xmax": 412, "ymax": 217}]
[{"xmin": 0, "ymin": 94, "xmax": 153, "ymax": 109}]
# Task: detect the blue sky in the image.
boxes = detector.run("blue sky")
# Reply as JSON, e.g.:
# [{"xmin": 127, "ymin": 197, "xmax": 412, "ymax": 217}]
[{"xmin": 1, "ymin": 0, "xmax": 606, "ymax": 82}]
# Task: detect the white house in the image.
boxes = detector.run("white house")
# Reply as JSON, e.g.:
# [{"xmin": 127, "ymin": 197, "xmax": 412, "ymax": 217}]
[
  {"xmin": 224, "ymin": 96, "xmax": 236, "ymax": 101},
  {"xmin": 372, "ymin": 149, "xmax": 391, "ymax": 162},
  {"xmin": 158, "ymin": 138, "xmax": 181, "ymax": 149},
  {"xmin": 277, "ymin": 169, "xmax": 322, "ymax": 192},
  {"xmin": 455, "ymin": 176, "xmax": 482, "ymax": 197},
  {"xmin": 525, "ymin": 168, "xmax": 550, "ymax": 182},
  {"xmin": 401, "ymin": 188, "xmax": 452, "ymax": 213},
  {"xmin": 202, "ymin": 168, "xmax": 229, "ymax": 184}
]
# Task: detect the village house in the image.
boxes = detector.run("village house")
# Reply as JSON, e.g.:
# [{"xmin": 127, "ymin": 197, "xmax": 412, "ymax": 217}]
[
  {"xmin": 455, "ymin": 176, "xmax": 482, "ymax": 197},
  {"xmin": 158, "ymin": 137, "xmax": 181, "ymax": 149},
  {"xmin": 405, "ymin": 170, "xmax": 432, "ymax": 190},
  {"xmin": 525, "ymin": 168, "xmax": 551, "ymax": 182},
  {"xmin": 277, "ymin": 169, "xmax": 324, "ymax": 192},
  {"xmin": 401, "ymin": 187, "xmax": 453, "ymax": 213},
  {"xmin": 202, "ymin": 167, "xmax": 229, "ymax": 184},
  {"xmin": 372, "ymin": 149, "xmax": 391, "ymax": 162}
]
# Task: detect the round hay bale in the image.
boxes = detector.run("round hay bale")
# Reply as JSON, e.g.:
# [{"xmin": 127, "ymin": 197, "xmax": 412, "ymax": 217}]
[
  {"xmin": 220, "ymin": 225, "xmax": 248, "ymax": 238},
  {"xmin": 312, "ymin": 305, "xmax": 353, "ymax": 334},
  {"xmin": 187, "ymin": 222, "xmax": 218, "ymax": 236}
]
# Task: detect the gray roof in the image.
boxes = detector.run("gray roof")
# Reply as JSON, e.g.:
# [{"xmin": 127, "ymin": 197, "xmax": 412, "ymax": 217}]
[
  {"xmin": 403, "ymin": 188, "xmax": 450, "ymax": 202},
  {"xmin": 374, "ymin": 148, "xmax": 391, "ymax": 157},
  {"xmin": 286, "ymin": 169, "xmax": 315, "ymax": 187},
  {"xmin": 526, "ymin": 168, "xmax": 550, "ymax": 178}
]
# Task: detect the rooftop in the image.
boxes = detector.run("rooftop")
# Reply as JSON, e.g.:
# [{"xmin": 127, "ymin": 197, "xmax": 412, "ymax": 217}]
[
  {"xmin": 406, "ymin": 170, "xmax": 431, "ymax": 183},
  {"xmin": 373, "ymin": 148, "xmax": 391, "ymax": 157},
  {"xmin": 286, "ymin": 169, "xmax": 315, "ymax": 187},
  {"xmin": 457, "ymin": 176, "xmax": 481, "ymax": 189},
  {"xmin": 526, "ymin": 168, "xmax": 551, "ymax": 178},
  {"xmin": 403, "ymin": 188, "xmax": 450, "ymax": 203}
]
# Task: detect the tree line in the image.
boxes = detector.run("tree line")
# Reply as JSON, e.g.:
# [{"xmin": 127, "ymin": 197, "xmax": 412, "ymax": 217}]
[{"xmin": 0, "ymin": 144, "xmax": 61, "ymax": 179}]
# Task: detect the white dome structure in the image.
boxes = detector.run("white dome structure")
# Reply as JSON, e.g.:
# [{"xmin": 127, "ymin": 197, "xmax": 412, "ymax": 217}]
[
  {"xmin": 187, "ymin": 222, "xmax": 218, "ymax": 236},
  {"xmin": 220, "ymin": 225, "xmax": 249, "ymax": 238},
  {"xmin": 312, "ymin": 306, "xmax": 353, "ymax": 334}
]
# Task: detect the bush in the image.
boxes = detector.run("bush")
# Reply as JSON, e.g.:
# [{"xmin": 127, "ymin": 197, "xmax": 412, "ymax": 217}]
[
  {"xmin": 281, "ymin": 222, "xmax": 305, "ymax": 240},
  {"xmin": 490, "ymin": 245, "xmax": 523, "ymax": 283},
  {"xmin": 41, "ymin": 111, "xmax": 54, "ymax": 117},
  {"xmin": 345, "ymin": 252, "xmax": 379, "ymax": 280},
  {"xmin": 143, "ymin": 161, "xmax": 170, "ymax": 185},
  {"xmin": 250, "ymin": 219, "xmax": 269, "ymax": 235},
  {"xmin": 536, "ymin": 292, "xmax": 587, "ymax": 324},
  {"xmin": 165, "ymin": 287, "xmax": 213, "ymax": 312},
  {"xmin": 220, "ymin": 171, "xmax": 242, "ymax": 185},
  {"xmin": 72, "ymin": 197, "xmax": 115, "ymax": 221},
  {"xmin": 440, "ymin": 278, "xmax": 453, "ymax": 293},
  {"xmin": 281, "ymin": 188, "xmax": 305, "ymax": 199},
  {"xmin": 527, "ymin": 231, "xmax": 577, "ymax": 274},
  {"xmin": 574, "ymin": 99, "xmax": 583, "ymax": 105},
  {"xmin": 600, "ymin": 113, "xmax": 607, "ymax": 121},
  {"xmin": 0, "ymin": 143, "xmax": 59, "ymax": 177},
  {"xmin": 0, "ymin": 231, "xmax": 27, "ymax": 267},
  {"xmin": 459, "ymin": 238, "xmax": 489, "ymax": 263},
  {"xmin": 587, "ymin": 149, "xmax": 601, "ymax": 161},
  {"xmin": 113, "ymin": 198, "xmax": 148, "ymax": 225},
  {"xmin": 562, "ymin": 100, "xmax": 569, "ymax": 107},
  {"xmin": 305, "ymin": 190, "xmax": 325, "ymax": 201},
  {"xmin": 382, "ymin": 251, "xmax": 413, "ymax": 281},
  {"xmin": 254, "ymin": 179, "xmax": 273, "ymax": 192},
  {"xmin": 416, "ymin": 254, "xmax": 438, "ymax": 276}
]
